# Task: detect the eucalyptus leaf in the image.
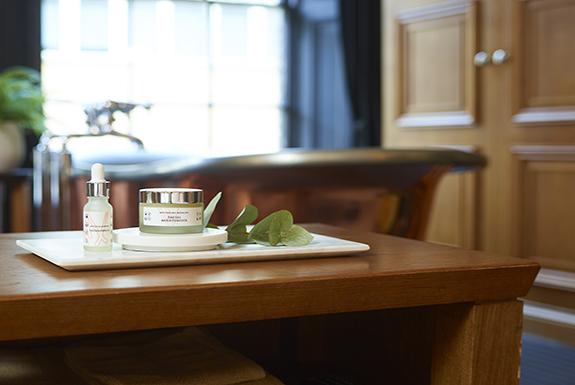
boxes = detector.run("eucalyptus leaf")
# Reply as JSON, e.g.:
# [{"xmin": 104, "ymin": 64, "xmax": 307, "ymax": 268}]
[
  {"xmin": 227, "ymin": 204, "xmax": 258, "ymax": 228},
  {"xmin": 226, "ymin": 204, "xmax": 258, "ymax": 244},
  {"xmin": 249, "ymin": 210, "xmax": 290, "ymax": 245},
  {"xmin": 227, "ymin": 231, "xmax": 252, "ymax": 244},
  {"xmin": 268, "ymin": 217, "xmax": 282, "ymax": 246},
  {"xmin": 269, "ymin": 211, "xmax": 293, "ymax": 246},
  {"xmin": 282, "ymin": 225, "xmax": 314, "ymax": 246},
  {"xmin": 248, "ymin": 210, "xmax": 311, "ymax": 246},
  {"xmin": 220, "ymin": 205, "xmax": 313, "ymax": 247},
  {"xmin": 203, "ymin": 192, "xmax": 222, "ymax": 227}
]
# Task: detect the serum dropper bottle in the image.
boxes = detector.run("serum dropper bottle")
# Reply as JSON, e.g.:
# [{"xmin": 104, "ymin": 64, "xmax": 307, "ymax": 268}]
[{"xmin": 83, "ymin": 163, "xmax": 113, "ymax": 252}]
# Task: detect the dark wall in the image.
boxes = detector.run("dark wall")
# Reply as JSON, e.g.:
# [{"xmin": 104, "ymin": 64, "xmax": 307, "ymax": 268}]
[{"xmin": 0, "ymin": 0, "xmax": 41, "ymax": 71}]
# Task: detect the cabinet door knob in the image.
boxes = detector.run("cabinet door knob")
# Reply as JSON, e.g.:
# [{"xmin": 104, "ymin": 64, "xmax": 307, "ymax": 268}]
[
  {"xmin": 473, "ymin": 51, "xmax": 490, "ymax": 67},
  {"xmin": 491, "ymin": 49, "xmax": 510, "ymax": 65}
]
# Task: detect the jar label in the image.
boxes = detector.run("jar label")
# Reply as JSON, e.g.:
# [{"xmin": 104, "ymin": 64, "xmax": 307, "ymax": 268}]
[
  {"xmin": 142, "ymin": 206, "xmax": 203, "ymax": 227},
  {"xmin": 83, "ymin": 211, "xmax": 113, "ymax": 247}
]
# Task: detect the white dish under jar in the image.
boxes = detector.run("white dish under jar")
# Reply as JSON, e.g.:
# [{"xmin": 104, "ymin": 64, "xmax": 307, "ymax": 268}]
[{"xmin": 113, "ymin": 227, "xmax": 227, "ymax": 252}]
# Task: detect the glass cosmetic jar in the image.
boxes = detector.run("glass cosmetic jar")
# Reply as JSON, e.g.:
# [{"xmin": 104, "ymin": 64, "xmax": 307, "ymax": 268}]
[{"xmin": 139, "ymin": 188, "xmax": 204, "ymax": 234}]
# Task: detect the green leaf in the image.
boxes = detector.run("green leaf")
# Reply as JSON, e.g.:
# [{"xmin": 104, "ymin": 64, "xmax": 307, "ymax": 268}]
[
  {"xmin": 249, "ymin": 210, "xmax": 312, "ymax": 247},
  {"xmin": 203, "ymin": 192, "xmax": 222, "ymax": 227},
  {"xmin": 269, "ymin": 211, "xmax": 293, "ymax": 245},
  {"xmin": 249, "ymin": 210, "xmax": 281, "ymax": 244},
  {"xmin": 225, "ymin": 207, "xmax": 313, "ymax": 247},
  {"xmin": 268, "ymin": 217, "xmax": 282, "ymax": 246},
  {"xmin": 249, "ymin": 210, "xmax": 295, "ymax": 246},
  {"xmin": 227, "ymin": 204, "xmax": 258, "ymax": 228},
  {"xmin": 227, "ymin": 231, "xmax": 252, "ymax": 244},
  {"xmin": 282, "ymin": 225, "xmax": 314, "ymax": 247},
  {"xmin": 226, "ymin": 204, "xmax": 258, "ymax": 244}
]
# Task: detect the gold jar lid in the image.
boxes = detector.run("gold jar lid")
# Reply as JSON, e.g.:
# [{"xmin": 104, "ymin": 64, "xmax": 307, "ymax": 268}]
[{"xmin": 139, "ymin": 188, "xmax": 203, "ymax": 204}]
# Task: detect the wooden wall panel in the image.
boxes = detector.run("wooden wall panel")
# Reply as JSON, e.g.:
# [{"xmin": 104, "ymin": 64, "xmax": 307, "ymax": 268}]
[
  {"xmin": 396, "ymin": 0, "xmax": 478, "ymax": 128},
  {"xmin": 513, "ymin": 0, "xmax": 575, "ymax": 124},
  {"xmin": 515, "ymin": 147, "xmax": 575, "ymax": 272},
  {"xmin": 404, "ymin": 17, "xmax": 465, "ymax": 113}
]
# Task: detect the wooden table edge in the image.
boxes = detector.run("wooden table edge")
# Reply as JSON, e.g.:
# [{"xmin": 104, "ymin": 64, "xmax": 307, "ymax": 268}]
[{"xmin": 0, "ymin": 263, "xmax": 539, "ymax": 342}]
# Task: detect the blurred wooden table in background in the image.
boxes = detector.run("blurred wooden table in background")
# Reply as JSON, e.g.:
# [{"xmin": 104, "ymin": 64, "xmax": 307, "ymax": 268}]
[
  {"xmin": 0, "ymin": 168, "xmax": 32, "ymax": 233},
  {"xmin": 62, "ymin": 148, "xmax": 485, "ymax": 240}
]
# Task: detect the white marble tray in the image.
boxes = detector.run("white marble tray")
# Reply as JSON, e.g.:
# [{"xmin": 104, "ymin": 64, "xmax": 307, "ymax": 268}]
[{"xmin": 16, "ymin": 234, "xmax": 370, "ymax": 271}]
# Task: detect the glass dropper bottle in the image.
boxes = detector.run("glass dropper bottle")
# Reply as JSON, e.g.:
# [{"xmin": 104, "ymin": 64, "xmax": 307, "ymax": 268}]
[{"xmin": 83, "ymin": 163, "xmax": 113, "ymax": 252}]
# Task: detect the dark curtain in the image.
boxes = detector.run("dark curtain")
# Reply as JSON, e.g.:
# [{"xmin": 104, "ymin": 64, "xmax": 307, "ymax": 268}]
[
  {"xmin": 0, "ymin": 0, "xmax": 41, "ymax": 71},
  {"xmin": 0, "ymin": 0, "xmax": 42, "ymax": 169},
  {"xmin": 286, "ymin": 0, "xmax": 356, "ymax": 149},
  {"xmin": 339, "ymin": 0, "xmax": 381, "ymax": 147}
]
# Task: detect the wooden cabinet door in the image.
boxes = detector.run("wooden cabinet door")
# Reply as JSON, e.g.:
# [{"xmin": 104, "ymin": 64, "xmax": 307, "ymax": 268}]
[
  {"xmin": 384, "ymin": 0, "xmax": 575, "ymax": 263},
  {"xmin": 384, "ymin": 0, "xmax": 575, "ymax": 345},
  {"xmin": 383, "ymin": 0, "xmax": 486, "ymax": 249},
  {"xmin": 506, "ymin": 0, "xmax": 575, "ymax": 350},
  {"xmin": 509, "ymin": 0, "xmax": 575, "ymax": 272},
  {"xmin": 394, "ymin": 1, "xmax": 479, "ymax": 128}
]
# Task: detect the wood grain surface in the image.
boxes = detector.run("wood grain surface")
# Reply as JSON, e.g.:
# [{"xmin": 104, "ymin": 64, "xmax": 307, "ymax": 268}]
[
  {"xmin": 0, "ymin": 224, "xmax": 539, "ymax": 342},
  {"xmin": 431, "ymin": 301, "xmax": 524, "ymax": 385}
]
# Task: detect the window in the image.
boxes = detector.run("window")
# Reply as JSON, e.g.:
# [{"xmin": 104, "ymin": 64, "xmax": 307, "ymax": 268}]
[{"xmin": 41, "ymin": 0, "xmax": 286, "ymax": 156}]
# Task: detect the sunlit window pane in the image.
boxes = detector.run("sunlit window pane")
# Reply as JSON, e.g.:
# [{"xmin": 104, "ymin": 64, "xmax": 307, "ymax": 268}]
[
  {"xmin": 41, "ymin": 0, "xmax": 286, "ymax": 156},
  {"xmin": 129, "ymin": 0, "xmax": 156, "ymax": 50},
  {"xmin": 212, "ymin": 68, "xmax": 282, "ymax": 106},
  {"xmin": 217, "ymin": 0, "xmax": 282, "ymax": 6},
  {"xmin": 42, "ymin": 52, "xmax": 131, "ymax": 102},
  {"xmin": 211, "ymin": 107, "xmax": 282, "ymax": 155},
  {"xmin": 174, "ymin": 2, "xmax": 208, "ymax": 56},
  {"xmin": 131, "ymin": 58, "xmax": 210, "ymax": 105},
  {"xmin": 130, "ymin": 105, "xmax": 210, "ymax": 154},
  {"xmin": 81, "ymin": 0, "xmax": 108, "ymax": 51},
  {"xmin": 215, "ymin": 4, "xmax": 248, "ymax": 57},
  {"xmin": 41, "ymin": 0, "xmax": 59, "ymax": 50}
]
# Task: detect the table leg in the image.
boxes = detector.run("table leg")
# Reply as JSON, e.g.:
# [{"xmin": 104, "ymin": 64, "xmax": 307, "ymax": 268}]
[{"xmin": 431, "ymin": 301, "xmax": 523, "ymax": 385}]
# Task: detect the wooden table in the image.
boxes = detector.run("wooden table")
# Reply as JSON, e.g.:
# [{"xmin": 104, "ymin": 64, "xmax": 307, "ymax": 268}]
[{"xmin": 0, "ymin": 225, "xmax": 538, "ymax": 385}]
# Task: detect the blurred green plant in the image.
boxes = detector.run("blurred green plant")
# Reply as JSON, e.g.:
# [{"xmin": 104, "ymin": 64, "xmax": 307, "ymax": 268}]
[{"xmin": 0, "ymin": 67, "xmax": 45, "ymax": 134}]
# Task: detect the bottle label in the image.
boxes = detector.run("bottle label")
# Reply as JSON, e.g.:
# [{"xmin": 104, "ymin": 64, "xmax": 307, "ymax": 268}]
[
  {"xmin": 142, "ymin": 206, "xmax": 203, "ymax": 227},
  {"xmin": 84, "ymin": 211, "xmax": 113, "ymax": 247}
]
